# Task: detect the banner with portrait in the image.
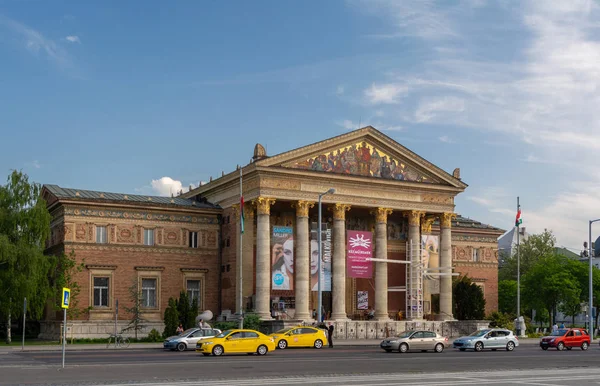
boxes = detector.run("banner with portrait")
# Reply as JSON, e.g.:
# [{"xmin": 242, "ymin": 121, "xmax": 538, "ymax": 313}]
[
  {"xmin": 357, "ymin": 291, "xmax": 369, "ymax": 310},
  {"xmin": 272, "ymin": 226, "xmax": 294, "ymax": 290},
  {"xmin": 422, "ymin": 234, "xmax": 440, "ymax": 294},
  {"xmin": 310, "ymin": 227, "xmax": 331, "ymax": 291},
  {"xmin": 347, "ymin": 230, "xmax": 373, "ymax": 278}
]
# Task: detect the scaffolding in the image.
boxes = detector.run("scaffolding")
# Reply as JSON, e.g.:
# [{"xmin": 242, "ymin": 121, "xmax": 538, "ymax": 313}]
[{"xmin": 406, "ymin": 239, "xmax": 423, "ymax": 320}]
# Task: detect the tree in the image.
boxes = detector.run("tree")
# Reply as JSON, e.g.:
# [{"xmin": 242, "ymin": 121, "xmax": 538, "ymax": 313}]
[
  {"xmin": 52, "ymin": 250, "xmax": 87, "ymax": 319},
  {"xmin": 453, "ymin": 276, "xmax": 486, "ymax": 320},
  {"xmin": 522, "ymin": 254, "xmax": 580, "ymax": 326},
  {"xmin": 122, "ymin": 280, "xmax": 148, "ymax": 340},
  {"xmin": 499, "ymin": 229, "xmax": 556, "ymax": 281},
  {"xmin": 0, "ymin": 171, "xmax": 53, "ymax": 344},
  {"xmin": 176, "ymin": 291, "xmax": 197, "ymax": 329},
  {"xmin": 498, "ymin": 280, "xmax": 517, "ymax": 315},
  {"xmin": 163, "ymin": 298, "xmax": 179, "ymax": 338}
]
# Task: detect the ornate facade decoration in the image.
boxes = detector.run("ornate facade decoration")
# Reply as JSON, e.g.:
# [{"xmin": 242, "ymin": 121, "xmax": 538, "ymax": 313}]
[
  {"xmin": 64, "ymin": 207, "xmax": 218, "ymax": 224},
  {"xmin": 372, "ymin": 207, "xmax": 393, "ymax": 224},
  {"xmin": 331, "ymin": 203, "xmax": 351, "ymax": 221},
  {"xmin": 293, "ymin": 200, "xmax": 315, "ymax": 218},
  {"xmin": 285, "ymin": 140, "xmax": 434, "ymax": 183},
  {"xmin": 253, "ymin": 197, "xmax": 276, "ymax": 215},
  {"xmin": 440, "ymin": 212, "xmax": 457, "ymax": 228},
  {"xmin": 421, "ymin": 217, "xmax": 436, "ymax": 234},
  {"xmin": 404, "ymin": 210, "xmax": 425, "ymax": 226}
]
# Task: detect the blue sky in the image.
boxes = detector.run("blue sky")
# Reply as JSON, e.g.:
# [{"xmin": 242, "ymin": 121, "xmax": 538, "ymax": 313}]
[{"xmin": 1, "ymin": 0, "xmax": 599, "ymax": 251}]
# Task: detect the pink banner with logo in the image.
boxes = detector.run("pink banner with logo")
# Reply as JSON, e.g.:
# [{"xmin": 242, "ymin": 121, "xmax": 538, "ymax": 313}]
[{"xmin": 347, "ymin": 230, "xmax": 373, "ymax": 278}]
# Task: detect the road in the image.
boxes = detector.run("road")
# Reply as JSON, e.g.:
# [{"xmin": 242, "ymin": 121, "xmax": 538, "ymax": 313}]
[{"xmin": 1, "ymin": 344, "xmax": 599, "ymax": 385}]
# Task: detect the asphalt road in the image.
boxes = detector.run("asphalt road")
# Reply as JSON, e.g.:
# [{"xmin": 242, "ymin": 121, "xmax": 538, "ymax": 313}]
[{"xmin": 2, "ymin": 344, "xmax": 600, "ymax": 386}]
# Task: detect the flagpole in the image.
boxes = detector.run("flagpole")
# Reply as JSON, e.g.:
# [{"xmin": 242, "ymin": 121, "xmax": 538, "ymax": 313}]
[
  {"xmin": 516, "ymin": 196, "xmax": 521, "ymax": 335},
  {"xmin": 239, "ymin": 167, "xmax": 244, "ymax": 329}
]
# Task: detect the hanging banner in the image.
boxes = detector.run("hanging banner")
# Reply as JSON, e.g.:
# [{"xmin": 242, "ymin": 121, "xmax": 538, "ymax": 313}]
[
  {"xmin": 357, "ymin": 291, "xmax": 368, "ymax": 310},
  {"xmin": 422, "ymin": 235, "xmax": 440, "ymax": 294},
  {"xmin": 311, "ymin": 227, "xmax": 331, "ymax": 291},
  {"xmin": 271, "ymin": 226, "xmax": 294, "ymax": 290},
  {"xmin": 347, "ymin": 230, "xmax": 373, "ymax": 278}
]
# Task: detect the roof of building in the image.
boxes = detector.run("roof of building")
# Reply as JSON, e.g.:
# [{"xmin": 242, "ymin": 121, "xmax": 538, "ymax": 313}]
[
  {"xmin": 555, "ymin": 247, "xmax": 581, "ymax": 259},
  {"xmin": 43, "ymin": 184, "xmax": 220, "ymax": 210}
]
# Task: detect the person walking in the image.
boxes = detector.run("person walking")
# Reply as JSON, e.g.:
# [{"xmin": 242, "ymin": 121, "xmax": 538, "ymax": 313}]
[{"xmin": 327, "ymin": 323, "xmax": 334, "ymax": 348}]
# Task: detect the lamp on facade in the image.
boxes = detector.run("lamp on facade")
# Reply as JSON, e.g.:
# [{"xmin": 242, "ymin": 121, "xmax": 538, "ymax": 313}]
[{"xmin": 318, "ymin": 188, "xmax": 335, "ymax": 324}]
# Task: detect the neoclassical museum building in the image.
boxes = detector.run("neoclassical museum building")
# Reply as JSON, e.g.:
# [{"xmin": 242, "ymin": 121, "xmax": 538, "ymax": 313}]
[{"xmin": 42, "ymin": 126, "xmax": 503, "ymax": 338}]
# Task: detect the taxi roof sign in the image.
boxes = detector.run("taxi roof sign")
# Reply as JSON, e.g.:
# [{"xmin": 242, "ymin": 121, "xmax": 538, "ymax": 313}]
[{"xmin": 61, "ymin": 288, "xmax": 71, "ymax": 309}]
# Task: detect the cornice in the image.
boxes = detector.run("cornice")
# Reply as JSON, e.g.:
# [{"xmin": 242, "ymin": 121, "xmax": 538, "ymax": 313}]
[
  {"xmin": 135, "ymin": 266, "xmax": 165, "ymax": 271},
  {"xmin": 63, "ymin": 206, "xmax": 220, "ymax": 225},
  {"xmin": 65, "ymin": 242, "xmax": 218, "ymax": 255},
  {"xmin": 453, "ymin": 262, "xmax": 498, "ymax": 268},
  {"xmin": 86, "ymin": 264, "xmax": 117, "ymax": 270},
  {"xmin": 180, "ymin": 268, "xmax": 209, "ymax": 273}
]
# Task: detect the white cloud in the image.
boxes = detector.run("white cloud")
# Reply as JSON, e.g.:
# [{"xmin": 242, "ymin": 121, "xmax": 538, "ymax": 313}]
[
  {"xmin": 414, "ymin": 96, "xmax": 465, "ymax": 123},
  {"xmin": 150, "ymin": 177, "xmax": 196, "ymax": 197},
  {"xmin": 336, "ymin": 85, "xmax": 345, "ymax": 96},
  {"xmin": 438, "ymin": 135, "xmax": 454, "ymax": 143},
  {"xmin": 65, "ymin": 35, "xmax": 80, "ymax": 44},
  {"xmin": 336, "ymin": 119, "xmax": 361, "ymax": 130},
  {"xmin": 0, "ymin": 14, "xmax": 73, "ymax": 69},
  {"xmin": 364, "ymin": 83, "xmax": 408, "ymax": 104}
]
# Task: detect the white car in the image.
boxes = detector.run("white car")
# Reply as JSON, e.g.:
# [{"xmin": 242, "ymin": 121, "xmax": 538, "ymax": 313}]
[{"xmin": 163, "ymin": 328, "xmax": 222, "ymax": 351}]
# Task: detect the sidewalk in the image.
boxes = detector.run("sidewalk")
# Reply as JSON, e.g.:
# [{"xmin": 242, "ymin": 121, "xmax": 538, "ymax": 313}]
[{"xmin": 0, "ymin": 338, "xmax": 545, "ymax": 352}]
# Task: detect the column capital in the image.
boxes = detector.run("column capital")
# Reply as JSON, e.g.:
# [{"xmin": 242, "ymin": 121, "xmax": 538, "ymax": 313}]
[
  {"xmin": 440, "ymin": 212, "xmax": 456, "ymax": 228},
  {"xmin": 243, "ymin": 204, "xmax": 255, "ymax": 219},
  {"xmin": 253, "ymin": 197, "xmax": 276, "ymax": 215},
  {"xmin": 403, "ymin": 210, "xmax": 425, "ymax": 226},
  {"xmin": 421, "ymin": 216, "xmax": 435, "ymax": 234},
  {"xmin": 231, "ymin": 204, "xmax": 241, "ymax": 220},
  {"xmin": 330, "ymin": 203, "xmax": 351, "ymax": 221},
  {"xmin": 371, "ymin": 207, "xmax": 393, "ymax": 224},
  {"xmin": 292, "ymin": 200, "xmax": 314, "ymax": 218}
]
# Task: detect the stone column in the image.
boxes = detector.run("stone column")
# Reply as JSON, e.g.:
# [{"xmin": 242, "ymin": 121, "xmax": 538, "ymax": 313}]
[
  {"xmin": 373, "ymin": 207, "xmax": 393, "ymax": 321},
  {"xmin": 253, "ymin": 197, "xmax": 276, "ymax": 320},
  {"xmin": 404, "ymin": 210, "xmax": 424, "ymax": 249},
  {"xmin": 331, "ymin": 203, "xmax": 351, "ymax": 320},
  {"xmin": 293, "ymin": 200, "xmax": 314, "ymax": 321},
  {"xmin": 242, "ymin": 204, "xmax": 255, "ymax": 311},
  {"xmin": 439, "ymin": 212, "xmax": 455, "ymax": 320}
]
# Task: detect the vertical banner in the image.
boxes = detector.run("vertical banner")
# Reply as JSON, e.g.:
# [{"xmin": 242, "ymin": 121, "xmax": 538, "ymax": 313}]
[
  {"xmin": 422, "ymin": 235, "xmax": 440, "ymax": 294},
  {"xmin": 357, "ymin": 291, "xmax": 368, "ymax": 310},
  {"xmin": 347, "ymin": 230, "xmax": 373, "ymax": 278},
  {"xmin": 311, "ymin": 227, "xmax": 331, "ymax": 291},
  {"xmin": 271, "ymin": 226, "xmax": 294, "ymax": 290}
]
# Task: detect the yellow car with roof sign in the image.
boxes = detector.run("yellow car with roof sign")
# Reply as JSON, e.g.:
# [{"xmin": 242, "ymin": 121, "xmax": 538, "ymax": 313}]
[
  {"xmin": 269, "ymin": 326, "xmax": 329, "ymax": 349},
  {"xmin": 195, "ymin": 329, "xmax": 276, "ymax": 356}
]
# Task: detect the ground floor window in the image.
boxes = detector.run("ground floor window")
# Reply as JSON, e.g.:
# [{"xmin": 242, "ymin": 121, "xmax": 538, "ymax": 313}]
[
  {"xmin": 141, "ymin": 278, "xmax": 157, "ymax": 308},
  {"xmin": 187, "ymin": 279, "xmax": 201, "ymax": 307},
  {"xmin": 93, "ymin": 277, "xmax": 109, "ymax": 307}
]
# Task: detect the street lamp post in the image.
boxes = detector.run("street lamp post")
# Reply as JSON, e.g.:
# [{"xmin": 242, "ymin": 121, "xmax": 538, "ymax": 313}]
[
  {"xmin": 589, "ymin": 219, "xmax": 600, "ymax": 341},
  {"xmin": 317, "ymin": 188, "xmax": 335, "ymax": 324}
]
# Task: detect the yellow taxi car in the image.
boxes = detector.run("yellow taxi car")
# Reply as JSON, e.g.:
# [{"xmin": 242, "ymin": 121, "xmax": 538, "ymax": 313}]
[
  {"xmin": 269, "ymin": 326, "xmax": 329, "ymax": 349},
  {"xmin": 195, "ymin": 329, "xmax": 276, "ymax": 356}
]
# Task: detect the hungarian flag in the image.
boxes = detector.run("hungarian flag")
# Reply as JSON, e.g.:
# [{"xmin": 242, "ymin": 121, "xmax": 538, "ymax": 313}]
[
  {"xmin": 515, "ymin": 208, "xmax": 522, "ymax": 227},
  {"xmin": 240, "ymin": 195, "xmax": 245, "ymax": 234}
]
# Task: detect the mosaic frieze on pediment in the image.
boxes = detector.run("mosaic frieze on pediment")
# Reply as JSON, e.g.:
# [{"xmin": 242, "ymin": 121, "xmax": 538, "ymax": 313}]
[
  {"xmin": 283, "ymin": 141, "xmax": 437, "ymax": 183},
  {"xmin": 64, "ymin": 207, "xmax": 219, "ymax": 224}
]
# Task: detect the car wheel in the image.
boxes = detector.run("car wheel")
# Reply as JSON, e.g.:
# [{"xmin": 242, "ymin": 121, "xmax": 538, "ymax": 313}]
[
  {"xmin": 582, "ymin": 342, "xmax": 589, "ymax": 351},
  {"xmin": 212, "ymin": 345, "xmax": 224, "ymax": 356},
  {"xmin": 278, "ymin": 340, "xmax": 288, "ymax": 349},
  {"xmin": 176, "ymin": 342, "xmax": 186, "ymax": 352},
  {"xmin": 434, "ymin": 343, "xmax": 444, "ymax": 353},
  {"xmin": 399, "ymin": 343, "xmax": 409, "ymax": 353},
  {"xmin": 202, "ymin": 353, "xmax": 210, "ymax": 356},
  {"xmin": 474, "ymin": 342, "xmax": 484, "ymax": 352},
  {"xmin": 314, "ymin": 339, "xmax": 323, "ymax": 349},
  {"xmin": 541, "ymin": 346, "xmax": 548, "ymax": 351},
  {"xmin": 257, "ymin": 345, "xmax": 268, "ymax": 355},
  {"xmin": 385, "ymin": 349, "xmax": 392, "ymax": 353},
  {"xmin": 557, "ymin": 342, "xmax": 565, "ymax": 351},
  {"xmin": 506, "ymin": 341, "xmax": 515, "ymax": 352},
  {"xmin": 459, "ymin": 348, "xmax": 466, "ymax": 351}
]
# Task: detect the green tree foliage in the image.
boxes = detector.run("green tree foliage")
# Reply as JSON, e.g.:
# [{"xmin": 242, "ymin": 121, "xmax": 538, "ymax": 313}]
[
  {"xmin": 453, "ymin": 276, "xmax": 486, "ymax": 320},
  {"xmin": 176, "ymin": 291, "xmax": 198, "ymax": 329},
  {"xmin": 163, "ymin": 298, "xmax": 179, "ymax": 338},
  {"xmin": 498, "ymin": 280, "xmax": 517, "ymax": 315},
  {"xmin": 522, "ymin": 254, "xmax": 580, "ymax": 326},
  {"xmin": 242, "ymin": 314, "xmax": 262, "ymax": 331},
  {"xmin": 499, "ymin": 229, "xmax": 556, "ymax": 281},
  {"xmin": 0, "ymin": 171, "xmax": 53, "ymax": 344},
  {"xmin": 487, "ymin": 311, "xmax": 515, "ymax": 330},
  {"xmin": 122, "ymin": 280, "xmax": 148, "ymax": 340},
  {"xmin": 52, "ymin": 250, "xmax": 88, "ymax": 318}
]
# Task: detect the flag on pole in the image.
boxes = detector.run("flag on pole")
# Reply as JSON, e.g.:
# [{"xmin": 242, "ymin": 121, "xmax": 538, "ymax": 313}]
[
  {"xmin": 515, "ymin": 208, "xmax": 522, "ymax": 227},
  {"xmin": 240, "ymin": 195, "xmax": 245, "ymax": 234}
]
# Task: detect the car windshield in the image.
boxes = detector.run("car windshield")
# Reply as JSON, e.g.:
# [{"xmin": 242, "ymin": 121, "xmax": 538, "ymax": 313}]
[
  {"xmin": 468, "ymin": 329, "xmax": 490, "ymax": 337},
  {"xmin": 274, "ymin": 328, "xmax": 292, "ymax": 334},
  {"xmin": 396, "ymin": 331, "xmax": 414, "ymax": 338},
  {"xmin": 181, "ymin": 328, "xmax": 196, "ymax": 336},
  {"xmin": 215, "ymin": 330, "xmax": 233, "ymax": 338},
  {"xmin": 550, "ymin": 329, "xmax": 568, "ymax": 336}
]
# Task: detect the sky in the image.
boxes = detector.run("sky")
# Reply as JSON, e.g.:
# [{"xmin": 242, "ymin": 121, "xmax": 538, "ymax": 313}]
[{"xmin": 1, "ymin": 0, "xmax": 599, "ymax": 252}]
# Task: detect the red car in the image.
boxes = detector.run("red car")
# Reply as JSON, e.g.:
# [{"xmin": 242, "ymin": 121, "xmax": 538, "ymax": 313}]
[{"xmin": 539, "ymin": 328, "xmax": 590, "ymax": 351}]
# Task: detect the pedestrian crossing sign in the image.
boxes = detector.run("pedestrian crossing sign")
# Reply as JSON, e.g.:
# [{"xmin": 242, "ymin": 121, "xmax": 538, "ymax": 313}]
[{"xmin": 61, "ymin": 288, "xmax": 71, "ymax": 309}]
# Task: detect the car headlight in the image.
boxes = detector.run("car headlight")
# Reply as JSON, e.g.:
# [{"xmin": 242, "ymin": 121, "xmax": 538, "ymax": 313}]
[
  {"xmin": 270, "ymin": 338, "xmax": 274, "ymax": 342},
  {"xmin": 204, "ymin": 341, "xmax": 213, "ymax": 345},
  {"xmin": 272, "ymin": 335, "xmax": 279, "ymax": 339},
  {"xmin": 388, "ymin": 340, "xmax": 398, "ymax": 343},
  {"xmin": 550, "ymin": 338, "xmax": 555, "ymax": 343}
]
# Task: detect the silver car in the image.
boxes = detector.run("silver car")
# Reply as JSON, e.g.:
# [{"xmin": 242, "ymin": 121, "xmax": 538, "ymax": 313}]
[
  {"xmin": 380, "ymin": 330, "xmax": 448, "ymax": 353},
  {"xmin": 163, "ymin": 328, "xmax": 221, "ymax": 351},
  {"xmin": 453, "ymin": 328, "xmax": 518, "ymax": 352}
]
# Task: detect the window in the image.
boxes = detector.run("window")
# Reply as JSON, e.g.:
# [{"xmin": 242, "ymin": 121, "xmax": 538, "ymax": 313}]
[
  {"xmin": 96, "ymin": 226, "xmax": 107, "ymax": 244},
  {"xmin": 93, "ymin": 277, "xmax": 109, "ymax": 307},
  {"xmin": 472, "ymin": 248, "xmax": 480, "ymax": 262},
  {"xmin": 187, "ymin": 280, "xmax": 201, "ymax": 307},
  {"xmin": 189, "ymin": 231, "xmax": 198, "ymax": 248},
  {"xmin": 412, "ymin": 331, "xmax": 425, "ymax": 339},
  {"xmin": 302, "ymin": 328, "xmax": 316, "ymax": 334},
  {"xmin": 424, "ymin": 331, "xmax": 436, "ymax": 338},
  {"xmin": 141, "ymin": 278, "xmax": 157, "ymax": 308},
  {"xmin": 143, "ymin": 229, "xmax": 154, "ymax": 246},
  {"xmin": 243, "ymin": 331, "xmax": 259, "ymax": 338},
  {"xmin": 575, "ymin": 330, "xmax": 581, "ymax": 336}
]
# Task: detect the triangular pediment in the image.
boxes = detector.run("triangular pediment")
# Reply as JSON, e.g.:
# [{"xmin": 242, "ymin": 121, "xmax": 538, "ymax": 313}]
[{"xmin": 255, "ymin": 126, "xmax": 467, "ymax": 189}]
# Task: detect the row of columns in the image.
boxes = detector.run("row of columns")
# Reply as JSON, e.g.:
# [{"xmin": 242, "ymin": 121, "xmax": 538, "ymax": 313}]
[{"xmin": 236, "ymin": 197, "xmax": 455, "ymax": 321}]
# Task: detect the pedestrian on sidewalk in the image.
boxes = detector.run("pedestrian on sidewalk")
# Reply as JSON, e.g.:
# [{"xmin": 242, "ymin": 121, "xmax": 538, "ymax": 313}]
[{"xmin": 327, "ymin": 323, "xmax": 334, "ymax": 348}]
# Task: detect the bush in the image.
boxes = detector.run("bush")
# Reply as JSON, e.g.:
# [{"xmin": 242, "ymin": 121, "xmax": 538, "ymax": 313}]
[
  {"xmin": 163, "ymin": 298, "xmax": 179, "ymax": 338},
  {"xmin": 146, "ymin": 329, "xmax": 162, "ymax": 342},
  {"xmin": 213, "ymin": 321, "xmax": 237, "ymax": 331},
  {"xmin": 243, "ymin": 314, "xmax": 262, "ymax": 331},
  {"xmin": 487, "ymin": 312, "xmax": 515, "ymax": 330},
  {"xmin": 527, "ymin": 332, "xmax": 544, "ymax": 338}
]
